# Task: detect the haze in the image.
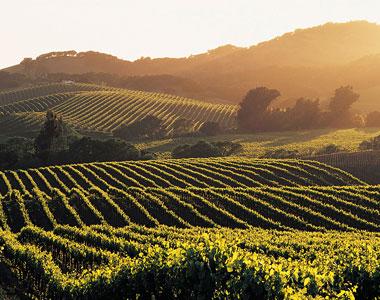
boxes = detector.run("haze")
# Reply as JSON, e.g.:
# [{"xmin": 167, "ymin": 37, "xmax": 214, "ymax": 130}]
[{"xmin": 1, "ymin": 0, "xmax": 380, "ymax": 69}]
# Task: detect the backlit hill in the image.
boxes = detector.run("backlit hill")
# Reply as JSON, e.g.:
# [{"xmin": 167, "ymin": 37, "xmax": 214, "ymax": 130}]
[
  {"xmin": 0, "ymin": 83, "xmax": 236, "ymax": 135},
  {"xmin": 5, "ymin": 21, "xmax": 380, "ymax": 110}
]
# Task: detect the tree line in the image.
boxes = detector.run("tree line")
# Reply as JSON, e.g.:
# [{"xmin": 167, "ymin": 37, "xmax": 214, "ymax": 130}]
[{"xmin": 236, "ymin": 85, "xmax": 377, "ymax": 132}]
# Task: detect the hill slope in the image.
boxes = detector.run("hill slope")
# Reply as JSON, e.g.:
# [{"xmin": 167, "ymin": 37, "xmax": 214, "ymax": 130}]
[
  {"xmin": 0, "ymin": 82, "xmax": 114, "ymax": 105},
  {"xmin": 0, "ymin": 157, "xmax": 373, "ymax": 232},
  {"xmin": 5, "ymin": 22, "xmax": 380, "ymax": 110},
  {"xmin": 0, "ymin": 84, "xmax": 236, "ymax": 135},
  {"xmin": 0, "ymin": 158, "xmax": 363, "ymax": 197},
  {"xmin": 0, "ymin": 185, "xmax": 378, "ymax": 232}
]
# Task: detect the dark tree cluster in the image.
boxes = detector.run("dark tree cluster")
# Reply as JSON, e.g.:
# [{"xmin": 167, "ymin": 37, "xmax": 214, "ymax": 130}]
[
  {"xmin": 172, "ymin": 141, "xmax": 242, "ymax": 159},
  {"xmin": 113, "ymin": 115, "xmax": 166, "ymax": 141},
  {"xmin": 365, "ymin": 111, "xmax": 380, "ymax": 127},
  {"xmin": 359, "ymin": 135, "xmax": 380, "ymax": 151},
  {"xmin": 34, "ymin": 110, "xmax": 64, "ymax": 161},
  {"xmin": 56, "ymin": 137, "xmax": 150, "ymax": 164},
  {"xmin": 0, "ymin": 110, "xmax": 156, "ymax": 170},
  {"xmin": 237, "ymin": 86, "xmax": 365, "ymax": 133},
  {"xmin": 0, "ymin": 137, "xmax": 35, "ymax": 169},
  {"xmin": 113, "ymin": 115, "xmax": 226, "ymax": 141}
]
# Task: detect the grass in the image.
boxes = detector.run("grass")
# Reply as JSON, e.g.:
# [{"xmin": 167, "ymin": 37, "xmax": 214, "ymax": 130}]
[{"xmin": 135, "ymin": 127, "xmax": 380, "ymax": 158}]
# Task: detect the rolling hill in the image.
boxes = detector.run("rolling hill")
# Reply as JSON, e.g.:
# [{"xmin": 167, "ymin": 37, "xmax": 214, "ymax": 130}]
[
  {"xmin": 0, "ymin": 158, "xmax": 362, "ymax": 196},
  {"xmin": 0, "ymin": 157, "xmax": 370, "ymax": 233},
  {"xmin": 5, "ymin": 21, "xmax": 380, "ymax": 110},
  {"xmin": 0, "ymin": 83, "xmax": 236, "ymax": 136}
]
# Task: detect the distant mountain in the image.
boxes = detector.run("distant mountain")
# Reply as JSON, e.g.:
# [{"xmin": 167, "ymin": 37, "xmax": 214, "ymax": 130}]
[{"xmin": 5, "ymin": 21, "xmax": 380, "ymax": 111}]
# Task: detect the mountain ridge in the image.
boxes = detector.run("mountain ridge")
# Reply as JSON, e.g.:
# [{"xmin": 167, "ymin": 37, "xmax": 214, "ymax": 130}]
[{"xmin": 4, "ymin": 21, "xmax": 380, "ymax": 110}]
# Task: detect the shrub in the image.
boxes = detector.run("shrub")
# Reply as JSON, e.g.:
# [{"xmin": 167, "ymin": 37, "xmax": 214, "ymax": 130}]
[
  {"xmin": 263, "ymin": 148, "xmax": 300, "ymax": 159},
  {"xmin": 316, "ymin": 144, "xmax": 343, "ymax": 155},
  {"xmin": 172, "ymin": 141, "xmax": 242, "ymax": 159},
  {"xmin": 198, "ymin": 122, "xmax": 222, "ymax": 136},
  {"xmin": 359, "ymin": 135, "xmax": 380, "ymax": 151}
]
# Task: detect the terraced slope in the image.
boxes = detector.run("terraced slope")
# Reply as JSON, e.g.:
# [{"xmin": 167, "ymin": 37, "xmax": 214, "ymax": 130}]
[
  {"xmin": 0, "ymin": 112, "xmax": 44, "ymax": 135},
  {"xmin": 0, "ymin": 158, "xmax": 363, "ymax": 196},
  {"xmin": 51, "ymin": 90, "xmax": 236, "ymax": 132},
  {"xmin": 1, "ymin": 226, "xmax": 379, "ymax": 299},
  {"xmin": 0, "ymin": 158, "xmax": 371, "ymax": 232},
  {"xmin": 0, "ymin": 83, "xmax": 237, "ymax": 134},
  {"xmin": 0, "ymin": 185, "xmax": 379, "ymax": 232},
  {"xmin": 310, "ymin": 150, "xmax": 380, "ymax": 184},
  {"xmin": 0, "ymin": 93, "xmax": 75, "ymax": 115},
  {"xmin": 0, "ymin": 83, "xmax": 114, "ymax": 105}
]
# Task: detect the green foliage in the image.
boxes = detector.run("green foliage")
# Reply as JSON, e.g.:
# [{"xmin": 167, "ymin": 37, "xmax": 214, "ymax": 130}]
[
  {"xmin": 34, "ymin": 110, "xmax": 64, "ymax": 161},
  {"xmin": 198, "ymin": 121, "xmax": 223, "ymax": 136},
  {"xmin": 172, "ymin": 141, "xmax": 242, "ymax": 158},
  {"xmin": 113, "ymin": 115, "xmax": 166, "ymax": 140},
  {"xmin": 170, "ymin": 118, "xmax": 194, "ymax": 137},
  {"xmin": 359, "ymin": 135, "xmax": 380, "ymax": 150},
  {"xmin": 237, "ymin": 87, "xmax": 281, "ymax": 132},
  {"xmin": 329, "ymin": 86, "xmax": 360, "ymax": 115},
  {"xmin": 65, "ymin": 137, "xmax": 140, "ymax": 163},
  {"xmin": 263, "ymin": 148, "xmax": 300, "ymax": 159},
  {"xmin": 316, "ymin": 144, "xmax": 344, "ymax": 155},
  {"xmin": 0, "ymin": 226, "xmax": 379, "ymax": 299},
  {"xmin": 366, "ymin": 111, "xmax": 380, "ymax": 127}
]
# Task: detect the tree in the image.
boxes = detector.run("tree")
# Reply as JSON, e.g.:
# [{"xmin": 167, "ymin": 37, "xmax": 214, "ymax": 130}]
[
  {"xmin": 285, "ymin": 98, "xmax": 321, "ymax": 130},
  {"xmin": 329, "ymin": 86, "xmax": 359, "ymax": 114},
  {"xmin": 212, "ymin": 141, "xmax": 242, "ymax": 156},
  {"xmin": 263, "ymin": 148, "xmax": 300, "ymax": 159},
  {"xmin": 237, "ymin": 87, "xmax": 281, "ymax": 132},
  {"xmin": 328, "ymin": 86, "xmax": 359, "ymax": 128},
  {"xmin": 316, "ymin": 144, "xmax": 343, "ymax": 155},
  {"xmin": 113, "ymin": 115, "xmax": 165, "ymax": 140},
  {"xmin": 34, "ymin": 110, "xmax": 63, "ymax": 161},
  {"xmin": 198, "ymin": 121, "xmax": 222, "ymax": 136},
  {"xmin": 66, "ymin": 137, "xmax": 140, "ymax": 163},
  {"xmin": 359, "ymin": 135, "xmax": 380, "ymax": 151},
  {"xmin": 172, "ymin": 140, "xmax": 242, "ymax": 159},
  {"xmin": 170, "ymin": 118, "xmax": 193, "ymax": 137},
  {"xmin": 365, "ymin": 111, "xmax": 380, "ymax": 127}
]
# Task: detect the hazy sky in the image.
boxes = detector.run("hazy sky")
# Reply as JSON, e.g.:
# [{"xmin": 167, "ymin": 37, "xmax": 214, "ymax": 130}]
[{"xmin": 1, "ymin": 0, "xmax": 380, "ymax": 69}]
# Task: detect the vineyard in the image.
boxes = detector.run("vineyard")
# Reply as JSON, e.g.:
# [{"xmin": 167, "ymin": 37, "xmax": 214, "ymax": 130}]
[
  {"xmin": 0, "ymin": 157, "xmax": 379, "ymax": 298},
  {"xmin": 0, "ymin": 158, "xmax": 363, "ymax": 195},
  {"xmin": 0, "ymin": 225, "xmax": 379, "ymax": 299},
  {"xmin": 311, "ymin": 150, "xmax": 380, "ymax": 184},
  {"xmin": 0, "ymin": 157, "xmax": 373, "ymax": 233},
  {"xmin": 0, "ymin": 83, "xmax": 237, "ymax": 135},
  {"xmin": 0, "ymin": 83, "xmax": 114, "ymax": 105},
  {"xmin": 1, "ymin": 84, "xmax": 380, "ymax": 299},
  {"xmin": 0, "ymin": 184, "xmax": 380, "ymax": 232}
]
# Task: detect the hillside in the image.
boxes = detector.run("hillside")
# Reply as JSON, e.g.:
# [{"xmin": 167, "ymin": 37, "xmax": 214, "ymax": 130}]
[
  {"xmin": 136, "ymin": 128, "xmax": 380, "ymax": 160},
  {"xmin": 0, "ymin": 184, "xmax": 379, "ymax": 232},
  {"xmin": 0, "ymin": 82, "xmax": 114, "ymax": 105},
  {"xmin": 0, "ymin": 156, "xmax": 376, "ymax": 233},
  {"xmin": 0, "ymin": 158, "xmax": 362, "ymax": 197},
  {"xmin": 5, "ymin": 22, "xmax": 380, "ymax": 110},
  {"xmin": 311, "ymin": 150, "xmax": 380, "ymax": 184},
  {"xmin": 0, "ymin": 83, "xmax": 236, "ymax": 136}
]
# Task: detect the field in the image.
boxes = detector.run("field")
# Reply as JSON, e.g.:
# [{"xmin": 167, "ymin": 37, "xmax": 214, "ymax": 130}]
[
  {"xmin": 1, "ymin": 226, "xmax": 379, "ymax": 299},
  {"xmin": 2, "ymin": 84, "xmax": 380, "ymax": 158},
  {"xmin": 311, "ymin": 150, "xmax": 380, "ymax": 184},
  {"xmin": 0, "ymin": 158, "xmax": 371, "ymax": 233},
  {"xmin": 1, "ymin": 84, "xmax": 380, "ymax": 299},
  {"xmin": 0, "ymin": 83, "xmax": 236, "ymax": 136},
  {"xmin": 0, "ymin": 158, "xmax": 362, "ymax": 195},
  {"xmin": 137, "ymin": 127, "xmax": 380, "ymax": 158}
]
